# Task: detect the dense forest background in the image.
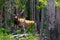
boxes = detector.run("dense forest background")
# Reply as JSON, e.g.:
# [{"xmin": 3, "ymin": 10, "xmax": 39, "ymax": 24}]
[{"xmin": 0, "ymin": 0, "xmax": 60, "ymax": 40}]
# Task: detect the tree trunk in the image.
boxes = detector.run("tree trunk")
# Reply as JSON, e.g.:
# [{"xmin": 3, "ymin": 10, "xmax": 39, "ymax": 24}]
[
  {"xmin": 4, "ymin": 0, "xmax": 12, "ymax": 29},
  {"xmin": 0, "ymin": 11, "xmax": 2, "ymax": 28},
  {"xmin": 56, "ymin": 7, "xmax": 60, "ymax": 40},
  {"xmin": 34, "ymin": 0, "xmax": 40, "ymax": 40},
  {"xmin": 46, "ymin": 0, "xmax": 56, "ymax": 40},
  {"xmin": 30, "ymin": 0, "xmax": 34, "ymax": 20}
]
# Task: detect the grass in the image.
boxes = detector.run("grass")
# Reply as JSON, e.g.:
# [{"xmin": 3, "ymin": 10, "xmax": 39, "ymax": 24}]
[
  {"xmin": 0, "ymin": 28, "xmax": 37, "ymax": 40},
  {"xmin": 0, "ymin": 33, "xmax": 37, "ymax": 40},
  {"xmin": 0, "ymin": 22, "xmax": 37, "ymax": 40}
]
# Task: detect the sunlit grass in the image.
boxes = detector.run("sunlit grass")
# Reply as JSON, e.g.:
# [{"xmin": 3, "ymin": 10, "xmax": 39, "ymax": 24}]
[
  {"xmin": 0, "ymin": 33, "xmax": 37, "ymax": 40},
  {"xmin": 0, "ymin": 27, "xmax": 37, "ymax": 40}
]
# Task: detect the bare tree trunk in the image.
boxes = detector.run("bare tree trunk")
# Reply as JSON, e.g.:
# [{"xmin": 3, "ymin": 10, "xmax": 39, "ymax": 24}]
[
  {"xmin": 35, "ymin": 0, "xmax": 40, "ymax": 34},
  {"xmin": 4, "ymin": 1, "xmax": 8, "ymax": 28},
  {"xmin": 46, "ymin": 0, "xmax": 55, "ymax": 40},
  {"xmin": 4, "ymin": 0, "xmax": 12, "ymax": 29},
  {"xmin": 56, "ymin": 7, "xmax": 60, "ymax": 40},
  {"xmin": 33, "ymin": 0, "xmax": 41, "ymax": 40},
  {"xmin": 33, "ymin": 0, "xmax": 37, "ymax": 34},
  {"xmin": 30, "ymin": 0, "xmax": 34, "ymax": 20},
  {"xmin": 40, "ymin": 8, "xmax": 45, "ymax": 40},
  {"xmin": 0, "ymin": 11, "xmax": 2, "ymax": 28},
  {"xmin": 47, "ymin": 0, "xmax": 55, "ymax": 30}
]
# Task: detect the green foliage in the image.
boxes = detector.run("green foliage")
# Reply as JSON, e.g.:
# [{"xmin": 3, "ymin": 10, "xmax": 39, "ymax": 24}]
[
  {"xmin": 14, "ymin": 0, "xmax": 23, "ymax": 9},
  {"xmin": 0, "ymin": 0, "xmax": 5, "ymax": 10},
  {"xmin": 37, "ymin": 0, "xmax": 60, "ymax": 10},
  {"xmin": 14, "ymin": 0, "xmax": 26, "ymax": 10},
  {"xmin": 0, "ymin": 33, "xmax": 14, "ymax": 40},
  {"xmin": 36, "ymin": 0, "xmax": 47, "ymax": 10},
  {"xmin": 38, "ymin": 0, "xmax": 47, "ymax": 6},
  {"xmin": 0, "ymin": 28, "xmax": 14, "ymax": 40},
  {"xmin": 26, "ymin": 23, "xmax": 35, "ymax": 34},
  {"xmin": 0, "ymin": 28, "xmax": 37, "ymax": 40},
  {"xmin": 0, "ymin": 0, "xmax": 60, "ymax": 11},
  {"xmin": 7, "ymin": 19, "xmax": 14, "ymax": 26},
  {"xmin": 17, "ymin": 34, "xmax": 37, "ymax": 40},
  {"xmin": 0, "ymin": 28, "xmax": 8, "ymax": 33},
  {"xmin": 0, "ymin": 34, "xmax": 36, "ymax": 40},
  {"xmin": 36, "ymin": 5, "xmax": 46, "ymax": 10},
  {"xmin": 56, "ymin": 1, "xmax": 60, "ymax": 7}
]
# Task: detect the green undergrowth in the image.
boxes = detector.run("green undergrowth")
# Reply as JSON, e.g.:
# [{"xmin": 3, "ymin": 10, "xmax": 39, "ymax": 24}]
[{"xmin": 0, "ymin": 25, "xmax": 37, "ymax": 40}]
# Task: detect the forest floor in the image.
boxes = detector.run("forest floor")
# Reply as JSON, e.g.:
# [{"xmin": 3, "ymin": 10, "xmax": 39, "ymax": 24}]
[
  {"xmin": 0, "ymin": 33, "xmax": 38, "ymax": 40},
  {"xmin": 11, "ymin": 34, "xmax": 38, "ymax": 40}
]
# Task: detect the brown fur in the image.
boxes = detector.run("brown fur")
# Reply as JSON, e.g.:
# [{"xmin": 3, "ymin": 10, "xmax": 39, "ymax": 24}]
[{"xmin": 13, "ymin": 14, "xmax": 34, "ymax": 28}]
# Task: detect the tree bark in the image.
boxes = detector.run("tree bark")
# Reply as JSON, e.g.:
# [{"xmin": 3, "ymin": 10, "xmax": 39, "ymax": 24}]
[
  {"xmin": 0, "ymin": 11, "xmax": 2, "ymax": 28},
  {"xmin": 46, "ymin": 0, "xmax": 55, "ymax": 40},
  {"xmin": 4, "ymin": 0, "xmax": 13, "ymax": 29},
  {"xmin": 30, "ymin": 0, "xmax": 34, "ymax": 20},
  {"xmin": 56, "ymin": 7, "xmax": 60, "ymax": 40},
  {"xmin": 34, "ymin": 0, "xmax": 40, "ymax": 40}
]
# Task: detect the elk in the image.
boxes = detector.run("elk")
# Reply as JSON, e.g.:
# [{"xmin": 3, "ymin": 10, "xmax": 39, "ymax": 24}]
[{"xmin": 12, "ymin": 14, "xmax": 35, "ymax": 29}]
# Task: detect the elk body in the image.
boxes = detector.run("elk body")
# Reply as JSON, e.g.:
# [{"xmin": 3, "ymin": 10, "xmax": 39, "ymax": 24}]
[{"xmin": 13, "ymin": 14, "xmax": 35, "ymax": 29}]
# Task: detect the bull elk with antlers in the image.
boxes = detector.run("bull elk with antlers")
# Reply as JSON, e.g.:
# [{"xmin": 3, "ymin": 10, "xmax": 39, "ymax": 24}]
[{"xmin": 12, "ymin": 14, "xmax": 35, "ymax": 29}]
